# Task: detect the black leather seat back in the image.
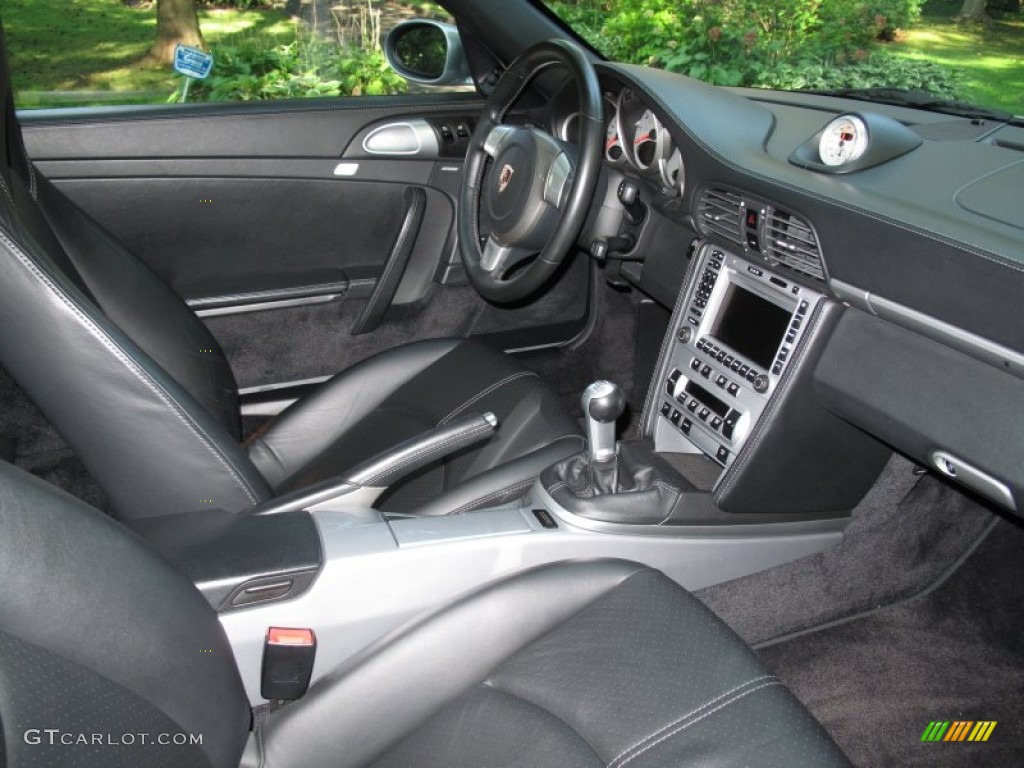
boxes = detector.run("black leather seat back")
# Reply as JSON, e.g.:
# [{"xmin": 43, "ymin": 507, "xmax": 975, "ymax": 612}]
[
  {"xmin": 0, "ymin": 28, "xmax": 272, "ymax": 519},
  {"xmin": 0, "ymin": 461, "xmax": 251, "ymax": 767}
]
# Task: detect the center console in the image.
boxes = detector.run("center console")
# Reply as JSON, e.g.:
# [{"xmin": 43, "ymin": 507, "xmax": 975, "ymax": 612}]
[
  {"xmin": 654, "ymin": 242, "xmax": 826, "ymax": 467},
  {"xmin": 201, "ymin": 238, "xmax": 893, "ymax": 707}
]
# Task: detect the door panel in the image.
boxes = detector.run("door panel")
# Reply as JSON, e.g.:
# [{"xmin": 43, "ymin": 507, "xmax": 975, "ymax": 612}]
[
  {"xmin": 19, "ymin": 95, "xmax": 593, "ymax": 389},
  {"xmin": 54, "ymin": 177, "xmax": 416, "ymax": 300}
]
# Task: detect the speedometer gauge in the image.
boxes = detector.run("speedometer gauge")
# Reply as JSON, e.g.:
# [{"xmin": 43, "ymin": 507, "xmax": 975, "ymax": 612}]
[
  {"xmin": 604, "ymin": 94, "xmax": 625, "ymax": 163},
  {"xmin": 606, "ymin": 117, "xmax": 623, "ymax": 162},
  {"xmin": 818, "ymin": 114, "xmax": 868, "ymax": 167}
]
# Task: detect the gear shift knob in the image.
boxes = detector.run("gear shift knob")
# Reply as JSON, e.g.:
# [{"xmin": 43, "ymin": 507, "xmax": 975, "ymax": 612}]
[{"xmin": 581, "ymin": 380, "xmax": 625, "ymax": 463}]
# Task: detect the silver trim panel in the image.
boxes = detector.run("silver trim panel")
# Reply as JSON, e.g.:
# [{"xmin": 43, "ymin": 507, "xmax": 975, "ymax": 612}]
[
  {"xmin": 195, "ymin": 292, "xmax": 342, "ymax": 318},
  {"xmin": 219, "ymin": 503, "xmax": 846, "ymax": 704}
]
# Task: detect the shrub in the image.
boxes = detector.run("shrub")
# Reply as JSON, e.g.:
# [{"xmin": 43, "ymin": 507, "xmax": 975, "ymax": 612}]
[
  {"xmin": 758, "ymin": 53, "xmax": 963, "ymax": 99},
  {"xmin": 546, "ymin": 0, "xmax": 944, "ymax": 90},
  {"xmin": 189, "ymin": 33, "xmax": 407, "ymax": 101}
]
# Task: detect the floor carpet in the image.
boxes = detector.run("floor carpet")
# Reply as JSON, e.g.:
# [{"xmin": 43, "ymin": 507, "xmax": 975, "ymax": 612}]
[{"xmin": 758, "ymin": 515, "xmax": 1024, "ymax": 767}]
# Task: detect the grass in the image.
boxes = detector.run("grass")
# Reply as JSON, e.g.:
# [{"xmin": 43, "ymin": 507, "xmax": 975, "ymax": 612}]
[
  {"xmin": 888, "ymin": 1, "xmax": 1024, "ymax": 114},
  {"xmin": 1, "ymin": 0, "xmax": 294, "ymax": 106}
]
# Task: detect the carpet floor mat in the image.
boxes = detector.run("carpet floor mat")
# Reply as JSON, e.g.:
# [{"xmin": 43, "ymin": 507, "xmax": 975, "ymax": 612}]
[{"xmin": 757, "ymin": 515, "xmax": 1024, "ymax": 767}]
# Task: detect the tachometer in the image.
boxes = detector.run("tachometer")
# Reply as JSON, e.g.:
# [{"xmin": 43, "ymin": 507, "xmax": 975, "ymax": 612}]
[
  {"xmin": 659, "ymin": 146, "xmax": 685, "ymax": 196},
  {"xmin": 818, "ymin": 114, "xmax": 869, "ymax": 167},
  {"xmin": 633, "ymin": 109, "xmax": 661, "ymax": 169}
]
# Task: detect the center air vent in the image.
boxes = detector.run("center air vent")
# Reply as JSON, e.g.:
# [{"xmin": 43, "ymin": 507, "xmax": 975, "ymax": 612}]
[
  {"xmin": 698, "ymin": 188, "xmax": 743, "ymax": 244},
  {"xmin": 765, "ymin": 209, "xmax": 824, "ymax": 280}
]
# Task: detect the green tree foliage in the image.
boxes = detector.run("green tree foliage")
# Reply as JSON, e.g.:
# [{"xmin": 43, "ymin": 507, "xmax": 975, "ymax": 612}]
[{"xmin": 549, "ymin": 0, "xmax": 959, "ymax": 95}]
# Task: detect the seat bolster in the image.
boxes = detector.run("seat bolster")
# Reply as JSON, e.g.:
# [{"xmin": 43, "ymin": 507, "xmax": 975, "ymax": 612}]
[
  {"xmin": 406, "ymin": 433, "xmax": 585, "ymax": 516},
  {"xmin": 246, "ymin": 338, "xmax": 461, "ymax": 488},
  {"xmin": 0, "ymin": 221, "xmax": 270, "ymax": 519},
  {"xmin": 259, "ymin": 560, "xmax": 649, "ymax": 768}
]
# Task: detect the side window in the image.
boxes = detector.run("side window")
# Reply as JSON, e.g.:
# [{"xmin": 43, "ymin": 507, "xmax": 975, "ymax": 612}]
[{"xmin": 3, "ymin": 0, "xmax": 459, "ymax": 109}]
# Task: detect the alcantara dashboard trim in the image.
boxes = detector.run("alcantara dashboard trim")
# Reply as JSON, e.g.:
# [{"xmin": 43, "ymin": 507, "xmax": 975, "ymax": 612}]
[{"xmin": 830, "ymin": 279, "xmax": 1024, "ymax": 380}]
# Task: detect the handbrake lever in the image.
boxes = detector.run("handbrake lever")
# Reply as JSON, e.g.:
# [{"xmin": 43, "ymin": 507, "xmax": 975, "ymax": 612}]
[{"xmin": 250, "ymin": 412, "xmax": 498, "ymax": 516}]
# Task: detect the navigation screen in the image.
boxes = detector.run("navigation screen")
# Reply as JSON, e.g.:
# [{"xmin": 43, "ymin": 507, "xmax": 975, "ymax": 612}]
[{"xmin": 711, "ymin": 284, "xmax": 791, "ymax": 369}]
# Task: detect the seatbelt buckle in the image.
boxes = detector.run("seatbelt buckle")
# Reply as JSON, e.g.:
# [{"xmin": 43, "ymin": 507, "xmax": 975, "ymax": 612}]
[{"xmin": 261, "ymin": 627, "xmax": 316, "ymax": 700}]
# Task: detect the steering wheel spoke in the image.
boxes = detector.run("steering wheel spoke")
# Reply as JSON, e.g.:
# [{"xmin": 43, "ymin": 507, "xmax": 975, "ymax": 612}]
[
  {"xmin": 480, "ymin": 237, "xmax": 534, "ymax": 276},
  {"xmin": 483, "ymin": 125, "xmax": 517, "ymax": 158},
  {"xmin": 543, "ymin": 151, "xmax": 574, "ymax": 210}
]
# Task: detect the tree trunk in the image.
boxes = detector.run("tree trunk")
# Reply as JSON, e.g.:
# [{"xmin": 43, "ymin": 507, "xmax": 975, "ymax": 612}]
[
  {"xmin": 955, "ymin": 0, "xmax": 992, "ymax": 24},
  {"xmin": 149, "ymin": 0, "xmax": 206, "ymax": 64}
]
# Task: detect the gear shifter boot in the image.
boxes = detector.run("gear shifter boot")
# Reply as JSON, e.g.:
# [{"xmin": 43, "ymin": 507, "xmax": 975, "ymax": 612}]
[{"xmin": 540, "ymin": 441, "xmax": 693, "ymax": 524}]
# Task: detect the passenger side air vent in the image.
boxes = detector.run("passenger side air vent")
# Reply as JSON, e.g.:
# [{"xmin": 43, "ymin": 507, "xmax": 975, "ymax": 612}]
[
  {"xmin": 765, "ymin": 210, "xmax": 825, "ymax": 280},
  {"xmin": 698, "ymin": 188, "xmax": 743, "ymax": 244}
]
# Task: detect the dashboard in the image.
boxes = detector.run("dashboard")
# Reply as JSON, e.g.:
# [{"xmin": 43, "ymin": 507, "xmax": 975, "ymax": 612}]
[{"xmin": 549, "ymin": 63, "xmax": 1024, "ymax": 516}]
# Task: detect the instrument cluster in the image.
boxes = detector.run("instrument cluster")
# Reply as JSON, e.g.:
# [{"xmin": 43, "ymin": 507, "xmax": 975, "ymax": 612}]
[{"xmin": 606, "ymin": 88, "xmax": 685, "ymax": 196}]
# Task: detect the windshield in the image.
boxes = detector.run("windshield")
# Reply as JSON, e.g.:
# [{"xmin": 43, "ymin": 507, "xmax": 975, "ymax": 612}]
[{"xmin": 538, "ymin": 0, "xmax": 1022, "ymax": 117}]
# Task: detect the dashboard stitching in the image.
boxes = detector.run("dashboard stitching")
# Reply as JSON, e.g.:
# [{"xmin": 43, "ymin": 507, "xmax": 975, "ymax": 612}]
[{"xmin": 605, "ymin": 65, "xmax": 1024, "ymax": 276}]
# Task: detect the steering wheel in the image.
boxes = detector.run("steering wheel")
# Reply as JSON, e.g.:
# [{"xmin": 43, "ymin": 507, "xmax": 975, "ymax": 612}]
[{"xmin": 457, "ymin": 39, "xmax": 603, "ymax": 303}]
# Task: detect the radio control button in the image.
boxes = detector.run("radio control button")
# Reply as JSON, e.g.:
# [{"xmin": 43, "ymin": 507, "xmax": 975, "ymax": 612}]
[
  {"xmin": 711, "ymin": 416, "xmax": 723, "ymax": 430},
  {"xmin": 753, "ymin": 374, "xmax": 770, "ymax": 393},
  {"xmin": 724, "ymin": 355, "xmax": 735, "ymax": 366},
  {"xmin": 798, "ymin": 300, "xmax": 808, "ymax": 315},
  {"xmin": 690, "ymin": 357, "xmax": 701, "ymax": 371},
  {"xmin": 686, "ymin": 400, "xmax": 698, "ymax": 413},
  {"xmin": 700, "ymin": 364, "xmax": 712, "ymax": 378},
  {"xmin": 681, "ymin": 418, "xmax": 692, "ymax": 434},
  {"xmin": 660, "ymin": 402, "xmax": 672, "ymax": 417},
  {"xmin": 785, "ymin": 332, "xmax": 796, "ymax": 344},
  {"xmin": 716, "ymin": 446, "xmax": 730, "ymax": 463},
  {"xmin": 729, "ymin": 360, "xmax": 741, "ymax": 373},
  {"xmin": 698, "ymin": 407, "xmax": 710, "ymax": 420},
  {"xmin": 667, "ymin": 370, "xmax": 681, "ymax": 392},
  {"xmin": 723, "ymin": 411, "xmax": 739, "ymax": 438},
  {"xmin": 716, "ymin": 375, "xmax": 727, "ymax": 388},
  {"xmin": 772, "ymin": 362, "xmax": 783, "ymax": 375},
  {"xmin": 727, "ymin": 382, "xmax": 739, "ymax": 396},
  {"xmin": 745, "ymin": 369, "xmax": 758, "ymax": 383},
  {"xmin": 716, "ymin": 350, "xmax": 727, "ymax": 362},
  {"xmin": 739, "ymin": 364, "xmax": 750, "ymax": 377},
  {"xmin": 670, "ymin": 409, "xmax": 682, "ymax": 426},
  {"xmin": 791, "ymin": 318, "xmax": 802, "ymax": 330},
  {"xmin": 778, "ymin": 348, "xmax": 789, "ymax": 361}
]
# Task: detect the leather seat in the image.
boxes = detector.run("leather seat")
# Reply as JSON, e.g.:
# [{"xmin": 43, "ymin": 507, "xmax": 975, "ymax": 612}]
[
  {"xmin": 0, "ymin": 31, "xmax": 580, "ymax": 521},
  {"xmin": 0, "ymin": 461, "xmax": 852, "ymax": 767}
]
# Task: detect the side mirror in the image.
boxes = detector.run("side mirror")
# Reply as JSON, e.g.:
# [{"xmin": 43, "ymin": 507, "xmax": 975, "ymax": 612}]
[{"xmin": 384, "ymin": 20, "xmax": 472, "ymax": 87}]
